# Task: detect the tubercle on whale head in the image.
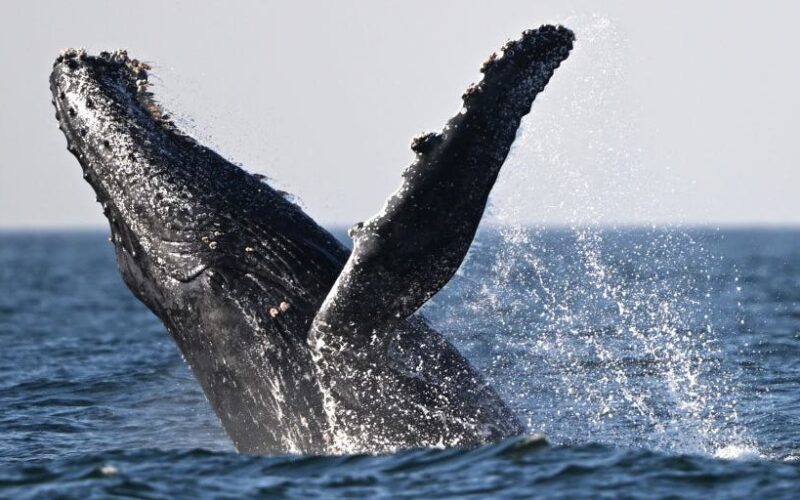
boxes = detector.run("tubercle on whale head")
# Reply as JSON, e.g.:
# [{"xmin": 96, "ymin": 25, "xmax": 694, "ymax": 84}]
[{"xmin": 50, "ymin": 48, "xmax": 176, "ymax": 209}]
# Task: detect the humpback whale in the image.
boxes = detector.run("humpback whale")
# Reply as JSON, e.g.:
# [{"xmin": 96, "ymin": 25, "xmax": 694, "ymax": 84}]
[{"xmin": 50, "ymin": 25, "xmax": 574, "ymax": 455}]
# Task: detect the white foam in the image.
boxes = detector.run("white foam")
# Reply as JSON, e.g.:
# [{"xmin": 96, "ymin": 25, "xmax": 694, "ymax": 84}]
[{"xmin": 713, "ymin": 444, "xmax": 763, "ymax": 461}]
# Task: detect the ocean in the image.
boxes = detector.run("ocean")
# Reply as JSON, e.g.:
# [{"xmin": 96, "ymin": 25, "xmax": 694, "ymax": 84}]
[{"xmin": 0, "ymin": 227, "xmax": 798, "ymax": 498}]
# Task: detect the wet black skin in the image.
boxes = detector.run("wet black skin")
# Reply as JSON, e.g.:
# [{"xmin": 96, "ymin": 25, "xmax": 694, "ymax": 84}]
[{"xmin": 50, "ymin": 26, "xmax": 573, "ymax": 455}]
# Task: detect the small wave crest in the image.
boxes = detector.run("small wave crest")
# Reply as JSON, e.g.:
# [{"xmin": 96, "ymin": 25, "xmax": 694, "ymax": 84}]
[{"xmin": 713, "ymin": 444, "xmax": 763, "ymax": 461}]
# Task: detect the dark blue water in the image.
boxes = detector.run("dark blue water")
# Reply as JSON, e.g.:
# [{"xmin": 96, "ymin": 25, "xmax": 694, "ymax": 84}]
[{"xmin": 1, "ymin": 228, "xmax": 798, "ymax": 498}]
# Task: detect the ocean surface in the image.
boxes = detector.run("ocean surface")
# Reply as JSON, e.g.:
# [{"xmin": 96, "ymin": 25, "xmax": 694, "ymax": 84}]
[{"xmin": 1, "ymin": 227, "xmax": 798, "ymax": 498}]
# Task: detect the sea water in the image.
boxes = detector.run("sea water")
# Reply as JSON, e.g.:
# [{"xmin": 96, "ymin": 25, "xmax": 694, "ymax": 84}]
[{"xmin": 0, "ymin": 228, "xmax": 798, "ymax": 498}]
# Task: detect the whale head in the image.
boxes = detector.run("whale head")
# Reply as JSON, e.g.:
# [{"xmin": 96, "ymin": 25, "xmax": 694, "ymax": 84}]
[
  {"xmin": 49, "ymin": 49, "xmax": 346, "ymax": 317},
  {"xmin": 50, "ymin": 48, "xmax": 349, "ymax": 452}
]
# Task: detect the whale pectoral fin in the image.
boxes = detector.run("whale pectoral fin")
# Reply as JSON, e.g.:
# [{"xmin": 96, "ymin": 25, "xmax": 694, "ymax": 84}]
[{"xmin": 309, "ymin": 26, "xmax": 574, "ymax": 348}]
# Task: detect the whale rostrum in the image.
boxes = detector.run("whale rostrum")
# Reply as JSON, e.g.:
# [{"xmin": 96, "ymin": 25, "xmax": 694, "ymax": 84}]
[{"xmin": 50, "ymin": 26, "xmax": 574, "ymax": 454}]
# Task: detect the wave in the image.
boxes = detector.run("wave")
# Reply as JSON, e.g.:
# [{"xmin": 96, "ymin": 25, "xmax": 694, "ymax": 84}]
[{"xmin": 2, "ymin": 437, "xmax": 798, "ymax": 498}]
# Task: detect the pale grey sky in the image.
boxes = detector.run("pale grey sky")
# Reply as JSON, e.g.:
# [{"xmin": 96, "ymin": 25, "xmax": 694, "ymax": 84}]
[{"xmin": 1, "ymin": 1, "xmax": 798, "ymax": 228}]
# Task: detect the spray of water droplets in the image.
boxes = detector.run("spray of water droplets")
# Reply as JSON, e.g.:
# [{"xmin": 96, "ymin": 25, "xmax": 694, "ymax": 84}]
[{"xmin": 424, "ymin": 15, "xmax": 756, "ymax": 458}]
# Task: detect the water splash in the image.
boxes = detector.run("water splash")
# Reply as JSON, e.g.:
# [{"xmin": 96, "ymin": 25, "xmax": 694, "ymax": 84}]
[
  {"xmin": 480, "ymin": 226, "xmax": 749, "ymax": 455},
  {"xmin": 425, "ymin": 15, "xmax": 754, "ymax": 457}
]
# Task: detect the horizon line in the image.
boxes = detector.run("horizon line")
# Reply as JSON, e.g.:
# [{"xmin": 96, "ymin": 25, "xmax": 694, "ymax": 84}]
[{"xmin": 2, "ymin": 221, "xmax": 800, "ymax": 233}]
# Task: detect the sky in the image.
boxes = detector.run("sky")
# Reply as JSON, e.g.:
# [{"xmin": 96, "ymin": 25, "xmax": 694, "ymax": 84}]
[{"xmin": 1, "ymin": 1, "xmax": 798, "ymax": 228}]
